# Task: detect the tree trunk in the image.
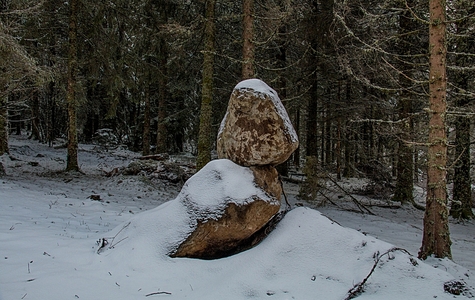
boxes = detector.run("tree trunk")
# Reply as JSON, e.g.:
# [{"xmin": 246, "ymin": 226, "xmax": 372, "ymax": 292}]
[
  {"xmin": 306, "ymin": 81, "xmax": 318, "ymax": 157},
  {"xmin": 142, "ymin": 83, "xmax": 151, "ymax": 156},
  {"xmin": 419, "ymin": 0, "xmax": 451, "ymax": 260},
  {"xmin": 324, "ymin": 108, "xmax": 331, "ymax": 167},
  {"xmin": 0, "ymin": 96, "xmax": 8, "ymax": 155},
  {"xmin": 336, "ymin": 117, "xmax": 341, "ymax": 180},
  {"xmin": 450, "ymin": 5, "xmax": 474, "ymax": 220},
  {"xmin": 393, "ymin": 1, "xmax": 416, "ymax": 204},
  {"xmin": 156, "ymin": 8, "xmax": 169, "ymax": 154},
  {"xmin": 196, "ymin": 0, "xmax": 216, "ymax": 170},
  {"xmin": 242, "ymin": 0, "xmax": 254, "ymax": 79},
  {"xmin": 343, "ymin": 79, "xmax": 354, "ymax": 177},
  {"xmin": 30, "ymin": 90, "xmax": 41, "ymax": 141},
  {"xmin": 66, "ymin": 0, "xmax": 79, "ymax": 172},
  {"xmin": 293, "ymin": 108, "xmax": 300, "ymax": 168},
  {"xmin": 451, "ymin": 115, "xmax": 473, "ymax": 219},
  {"xmin": 343, "ymin": 127, "xmax": 354, "ymax": 177}
]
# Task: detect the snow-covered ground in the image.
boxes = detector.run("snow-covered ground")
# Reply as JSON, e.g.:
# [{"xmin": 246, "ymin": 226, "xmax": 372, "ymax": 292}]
[{"xmin": 1, "ymin": 134, "xmax": 474, "ymax": 299}]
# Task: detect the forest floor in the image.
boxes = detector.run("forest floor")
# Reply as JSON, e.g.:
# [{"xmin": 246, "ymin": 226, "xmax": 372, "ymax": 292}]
[{"xmin": 1, "ymin": 133, "xmax": 474, "ymax": 299}]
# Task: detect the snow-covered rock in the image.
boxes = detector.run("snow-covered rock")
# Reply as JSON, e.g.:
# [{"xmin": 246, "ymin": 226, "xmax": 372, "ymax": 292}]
[
  {"xmin": 217, "ymin": 79, "xmax": 299, "ymax": 167},
  {"xmin": 103, "ymin": 159, "xmax": 280, "ymax": 259}
]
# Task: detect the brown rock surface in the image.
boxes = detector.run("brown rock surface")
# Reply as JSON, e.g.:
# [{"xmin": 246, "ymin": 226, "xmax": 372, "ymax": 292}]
[
  {"xmin": 170, "ymin": 159, "xmax": 281, "ymax": 259},
  {"xmin": 217, "ymin": 79, "xmax": 299, "ymax": 167},
  {"xmin": 250, "ymin": 165, "xmax": 282, "ymax": 200},
  {"xmin": 171, "ymin": 199, "xmax": 279, "ymax": 258}
]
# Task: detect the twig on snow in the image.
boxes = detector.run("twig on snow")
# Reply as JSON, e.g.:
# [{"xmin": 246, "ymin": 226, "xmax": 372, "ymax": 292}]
[
  {"xmin": 145, "ymin": 291, "xmax": 172, "ymax": 296},
  {"xmin": 96, "ymin": 222, "xmax": 131, "ymax": 254},
  {"xmin": 109, "ymin": 222, "xmax": 130, "ymax": 245},
  {"xmin": 326, "ymin": 175, "xmax": 374, "ymax": 215},
  {"xmin": 344, "ymin": 247, "xmax": 413, "ymax": 300}
]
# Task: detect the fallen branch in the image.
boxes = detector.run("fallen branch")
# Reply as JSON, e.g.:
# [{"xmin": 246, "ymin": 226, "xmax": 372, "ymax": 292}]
[
  {"xmin": 326, "ymin": 175, "xmax": 375, "ymax": 215},
  {"xmin": 145, "ymin": 291, "xmax": 172, "ymax": 296},
  {"xmin": 136, "ymin": 153, "xmax": 169, "ymax": 161},
  {"xmin": 96, "ymin": 221, "xmax": 131, "ymax": 254},
  {"xmin": 279, "ymin": 175, "xmax": 291, "ymax": 210},
  {"xmin": 344, "ymin": 247, "xmax": 413, "ymax": 300}
]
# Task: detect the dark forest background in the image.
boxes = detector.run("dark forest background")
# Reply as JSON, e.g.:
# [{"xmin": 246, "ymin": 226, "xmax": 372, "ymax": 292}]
[{"xmin": 1, "ymin": 0, "xmax": 474, "ymax": 232}]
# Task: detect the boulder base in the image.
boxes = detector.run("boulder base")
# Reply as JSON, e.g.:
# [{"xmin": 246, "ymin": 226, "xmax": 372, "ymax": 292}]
[
  {"xmin": 217, "ymin": 79, "xmax": 298, "ymax": 166},
  {"xmin": 171, "ymin": 200, "xmax": 279, "ymax": 258},
  {"xmin": 170, "ymin": 159, "xmax": 281, "ymax": 259}
]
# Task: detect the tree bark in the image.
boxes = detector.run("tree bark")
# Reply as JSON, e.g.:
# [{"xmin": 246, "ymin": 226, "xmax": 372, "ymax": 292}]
[
  {"xmin": 30, "ymin": 91, "xmax": 41, "ymax": 141},
  {"xmin": 196, "ymin": 0, "xmax": 216, "ymax": 171},
  {"xmin": 419, "ymin": 0, "xmax": 451, "ymax": 260},
  {"xmin": 242, "ymin": 0, "xmax": 254, "ymax": 79},
  {"xmin": 393, "ymin": 1, "xmax": 416, "ymax": 204},
  {"xmin": 0, "ymin": 96, "xmax": 8, "ymax": 155},
  {"xmin": 336, "ymin": 117, "xmax": 341, "ymax": 180},
  {"xmin": 156, "ymin": 7, "xmax": 169, "ymax": 154},
  {"xmin": 142, "ymin": 82, "xmax": 151, "ymax": 156},
  {"xmin": 451, "ymin": 115, "xmax": 473, "ymax": 219},
  {"xmin": 66, "ymin": 0, "xmax": 79, "ymax": 172},
  {"xmin": 450, "ymin": 5, "xmax": 474, "ymax": 220}
]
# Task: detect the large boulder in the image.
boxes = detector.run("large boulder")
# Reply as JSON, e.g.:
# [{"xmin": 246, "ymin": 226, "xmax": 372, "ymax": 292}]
[
  {"xmin": 217, "ymin": 79, "xmax": 299, "ymax": 167},
  {"xmin": 171, "ymin": 159, "xmax": 281, "ymax": 258}
]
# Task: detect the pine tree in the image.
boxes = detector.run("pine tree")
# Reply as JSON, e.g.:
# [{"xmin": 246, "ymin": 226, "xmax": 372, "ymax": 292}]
[
  {"xmin": 66, "ymin": 0, "xmax": 79, "ymax": 171},
  {"xmin": 419, "ymin": 0, "xmax": 451, "ymax": 260},
  {"xmin": 450, "ymin": 3, "xmax": 475, "ymax": 220},
  {"xmin": 242, "ymin": 0, "xmax": 254, "ymax": 79},
  {"xmin": 197, "ymin": 0, "xmax": 216, "ymax": 170},
  {"xmin": 393, "ymin": 0, "xmax": 418, "ymax": 205}
]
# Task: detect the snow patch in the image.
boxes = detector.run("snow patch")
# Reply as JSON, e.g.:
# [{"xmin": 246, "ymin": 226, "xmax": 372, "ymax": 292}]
[{"xmin": 1, "ymin": 135, "xmax": 474, "ymax": 300}]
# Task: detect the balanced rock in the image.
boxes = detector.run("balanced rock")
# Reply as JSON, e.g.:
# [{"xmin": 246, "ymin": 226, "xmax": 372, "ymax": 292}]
[
  {"xmin": 171, "ymin": 159, "xmax": 280, "ymax": 258},
  {"xmin": 217, "ymin": 79, "xmax": 299, "ymax": 167}
]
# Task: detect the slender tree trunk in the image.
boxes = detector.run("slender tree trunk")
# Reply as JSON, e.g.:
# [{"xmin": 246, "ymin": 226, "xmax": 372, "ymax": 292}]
[
  {"xmin": 196, "ymin": 0, "xmax": 216, "ymax": 170},
  {"xmin": 156, "ymin": 7, "xmax": 169, "ymax": 154},
  {"xmin": 142, "ymin": 82, "xmax": 151, "ymax": 156},
  {"xmin": 47, "ymin": 80, "xmax": 55, "ymax": 147},
  {"xmin": 419, "ymin": 0, "xmax": 451, "ymax": 260},
  {"xmin": 451, "ymin": 115, "xmax": 473, "ymax": 219},
  {"xmin": 414, "ymin": 146, "xmax": 419, "ymax": 183},
  {"xmin": 336, "ymin": 117, "xmax": 341, "ymax": 180},
  {"xmin": 343, "ymin": 78, "xmax": 354, "ymax": 177},
  {"xmin": 325, "ymin": 108, "xmax": 331, "ymax": 166},
  {"xmin": 293, "ymin": 108, "xmax": 300, "ymax": 168},
  {"xmin": 343, "ymin": 126, "xmax": 354, "ymax": 177},
  {"xmin": 393, "ymin": 0, "xmax": 416, "ymax": 204},
  {"xmin": 393, "ymin": 94, "xmax": 414, "ymax": 203},
  {"xmin": 450, "ymin": 6, "xmax": 474, "ymax": 220},
  {"xmin": 66, "ymin": 0, "xmax": 79, "ymax": 172},
  {"xmin": 30, "ymin": 91, "xmax": 40, "ymax": 141},
  {"xmin": 275, "ymin": 20, "xmax": 290, "ymax": 176},
  {"xmin": 242, "ymin": 0, "xmax": 254, "ymax": 79},
  {"xmin": 0, "ymin": 96, "xmax": 8, "ymax": 155},
  {"xmin": 306, "ymin": 81, "xmax": 318, "ymax": 157}
]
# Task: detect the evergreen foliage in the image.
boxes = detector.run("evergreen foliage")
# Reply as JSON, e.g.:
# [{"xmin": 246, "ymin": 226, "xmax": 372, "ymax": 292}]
[{"xmin": 0, "ymin": 0, "xmax": 474, "ymax": 230}]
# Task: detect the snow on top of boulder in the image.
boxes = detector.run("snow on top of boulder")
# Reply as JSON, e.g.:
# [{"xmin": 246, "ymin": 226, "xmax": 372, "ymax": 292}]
[
  {"xmin": 234, "ymin": 78, "xmax": 276, "ymax": 95},
  {"xmin": 179, "ymin": 159, "xmax": 276, "ymax": 218},
  {"xmin": 232, "ymin": 79, "xmax": 299, "ymax": 143}
]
